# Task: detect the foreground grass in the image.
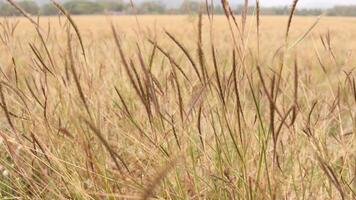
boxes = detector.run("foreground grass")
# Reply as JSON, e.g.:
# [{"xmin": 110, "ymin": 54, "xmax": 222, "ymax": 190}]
[{"xmin": 0, "ymin": 1, "xmax": 355, "ymax": 199}]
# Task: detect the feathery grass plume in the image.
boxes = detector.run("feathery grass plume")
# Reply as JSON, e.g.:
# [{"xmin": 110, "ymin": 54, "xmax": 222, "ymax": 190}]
[
  {"xmin": 114, "ymin": 87, "xmax": 170, "ymax": 157},
  {"xmin": 170, "ymin": 115, "xmax": 181, "ymax": 150},
  {"xmin": 5, "ymin": 0, "xmax": 39, "ymax": 28},
  {"xmin": 315, "ymin": 48, "xmax": 327, "ymax": 74},
  {"xmin": 165, "ymin": 30, "xmax": 202, "ymax": 82},
  {"xmin": 241, "ymin": 0, "xmax": 249, "ymax": 37},
  {"xmin": 148, "ymin": 39, "xmax": 191, "ymax": 84},
  {"xmin": 256, "ymin": 0, "xmax": 260, "ymax": 58},
  {"xmin": 353, "ymin": 78, "xmax": 356, "ymax": 103},
  {"xmin": 204, "ymin": 0, "xmax": 211, "ymax": 21},
  {"xmin": 256, "ymin": 66, "xmax": 283, "ymax": 119},
  {"xmin": 223, "ymin": 109, "xmax": 243, "ymax": 160},
  {"xmin": 0, "ymin": 82, "xmax": 30, "ymax": 113},
  {"xmin": 141, "ymin": 156, "xmax": 180, "ymax": 200},
  {"xmin": 209, "ymin": 0, "xmax": 215, "ymax": 19},
  {"xmin": 197, "ymin": 12, "xmax": 208, "ymax": 84},
  {"xmin": 35, "ymin": 28, "xmax": 56, "ymax": 73},
  {"xmin": 50, "ymin": 0, "xmax": 86, "ymax": 59},
  {"xmin": 129, "ymin": 59, "xmax": 146, "ymax": 101},
  {"xmin": 228, "ymin": 5, "xmax": 242, "ymax": 39},
  {"xmin": 231, "ymin": 50, "xmax": 246, "ymax": 154},
  {"xmin": 112, "ymin": 25, "xmax": 153, "ymax": 121},
  {"xmin": 0, "ymin": 18, "xmax": 19, "ymax": 46},
  {"xmin": 136, "ymin": 47, "xmax": 161, "ymax": 127},
  {"xmin": 307, "ymin": 101, "xmax": 318, "ymax": 130},
  {"xmin": 288, "ymin": 17, "xmax": 320, "ymax": 50},
  {"xmin": 316, "ymin": 155, "xmax": 345, "ymax": 200},
  {"xmin": 221, "ymin": 0, "xmax": 230, "ymax": 19},
  {"xmin": 220, "ymin": 0, "xmax": 241, "ymax": 55},
  {"xmin": 291, "ymin": 58, "xmax": 299, "ymax": 125},
  {"xmin": 211, "ymin": 45, "xmax": 226, "ymax": 106},
  {"xmin": 171, "ymin": 64, "xmax": 185, "ymax": 123},
  {"xmin": 286, "ymin": 0, "xmax": 299, "ymax": 42},
  {"xmin": 25, "ymin": 77, "xmax": 45, "ymax": 109},
  {"xmin": 273, "ymin": 57, "xmax": 284, "ymax": 103},
  {"xmin": 11, "ymin": 58, "xmax": 18, "ymax": 86},
  {"xmin": 83, "ymin": 118, "xmax": 130, "ymax": 174},
  {"xmin": 129, "ymin": 59, "xmax": 153, "ymax": 122},
  {"xmin": 67, "ymin": 28, "xmax": 91, "ymax": 119},
  {"xmin": 128, "ymin": 0, "xmax": 144, "ymax": 42},
  {"xmin": 342, "ymin": 178, "xmax": 356, "ymax": 198},
  {"xmin": 30, "ymin": 132, "xmax": 52, "ymax": 165},
  {"xmin": 197, "ymin": 105, "xmax": 204, "ymax": 150},
  {"xmin": 325, "ymin": 30, "xmax": 337, "ymax": 63},
  {"xmin": 136, "ymin": 44, "xmax": 161, "ymax": 116},
  {"xmin": 186, "ymin": 83, "xmax": 207, "ymax": 119},
  {"xmin": 0, "ymin": 83, "xmax": 14, "ymax": 131},
  {"xmin": 29, "ymin": 43, "xmax": 55, "ymax": 76},
  {"xmin": 232, "ymin": 50, "xmax": 244, "ymax": 120},
  {"xmin": 111, "ymin": 28, "xmax": 136, "ymax": 88},
  {"xmin": 269, "ymin": 75, "xmax": 276, "ymax": 143},
  {"xmin": 114, "ymin": 86, "xmax": 132, "ymax": 117},
  {"xmin": 273, "ymin": 106, "xmax": 293, "ymax": 163},
  {"xmin": 148, "ymin": 42, "xmax": 157, "ymax": 71}
]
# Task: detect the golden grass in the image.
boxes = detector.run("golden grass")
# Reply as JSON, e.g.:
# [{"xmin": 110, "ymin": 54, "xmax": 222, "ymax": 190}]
[{"xmin": 0, "ymin": 12, "xmax": 355, "ymax": 199}]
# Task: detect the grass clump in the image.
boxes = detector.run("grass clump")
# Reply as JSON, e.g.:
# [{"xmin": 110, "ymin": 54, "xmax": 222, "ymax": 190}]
[{"xmin": 0, "ymin": 0, "xmax": 355, "ymax": 199}]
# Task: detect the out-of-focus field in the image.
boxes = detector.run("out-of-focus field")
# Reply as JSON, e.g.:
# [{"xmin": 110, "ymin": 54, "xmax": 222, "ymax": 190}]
[
  {"xmin": 11, "ymin": 15, "xmax": 356, "ymax": 51},
  {"xmin": 5, "ymin": 15, "xmax": 356, "ymax": 75},
  {"xmin": 0, "ymin": 15, "xmax": 355, "ymax": 199}
]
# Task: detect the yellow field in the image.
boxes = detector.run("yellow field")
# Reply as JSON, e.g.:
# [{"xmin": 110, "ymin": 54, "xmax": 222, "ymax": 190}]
[
  {"xmin": 0, "ymin": 14, "xmax": 355, "ymax": 199},
  {"xmin": 5, "ymin": 15, "xmax": 356, "ymax": 74}
]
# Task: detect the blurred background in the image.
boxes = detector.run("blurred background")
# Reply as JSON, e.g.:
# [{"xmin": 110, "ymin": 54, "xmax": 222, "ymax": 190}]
[{"xmin": 0, "ymin": 0, "xmax": 356, "ymax": 16}]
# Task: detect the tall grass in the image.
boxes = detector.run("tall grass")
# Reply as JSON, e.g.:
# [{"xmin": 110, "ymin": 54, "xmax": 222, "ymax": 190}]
[{"xmin": 0, "ymin": 0, "xmax": 355, "ymax": 199}]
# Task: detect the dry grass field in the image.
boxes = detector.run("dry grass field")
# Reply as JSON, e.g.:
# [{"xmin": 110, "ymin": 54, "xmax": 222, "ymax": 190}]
[{"xmin": 0, "ymin": 6, "xmax": 355, "ymax": 200}]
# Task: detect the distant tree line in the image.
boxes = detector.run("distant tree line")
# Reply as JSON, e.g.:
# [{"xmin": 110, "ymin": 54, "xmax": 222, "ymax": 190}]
[
  {"xmin": 1, "ymin": 0, "xmax": 356, "ymax": 16},
  {"xmin": 0, "ymin": 0, "xmax": 128, "ymax": 16}
]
